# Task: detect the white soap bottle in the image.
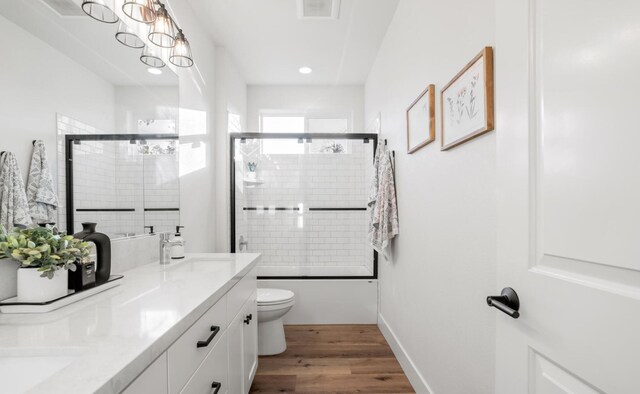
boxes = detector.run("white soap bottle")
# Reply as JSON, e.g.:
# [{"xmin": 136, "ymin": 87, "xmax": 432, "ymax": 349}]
[{"xmin": 171, "ymin": 226, "xmax": 185, "ymax": 259}]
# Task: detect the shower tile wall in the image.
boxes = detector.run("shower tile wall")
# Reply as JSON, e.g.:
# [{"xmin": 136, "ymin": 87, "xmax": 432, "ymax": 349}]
[
  {"xmin": 113, "ymin": 142, "xmax": 144, "ymax": 236},
  {"xmin": 56, "ymin": 115, "xmax": 178, "ymax": 237},
  {"xmin": 235, "ymin": 139, "xmax": 374, "ymax": 273},
  {"xmin": 56, "ymin": 114, "xmax": 101, "ymax": 234},
  {"xmin": 57, "ymin": 121, "xmax": 145, "ymax": 236},
  {"xmin": 143, "ymin": 154, "xmax": 180, "ymax": 233}
]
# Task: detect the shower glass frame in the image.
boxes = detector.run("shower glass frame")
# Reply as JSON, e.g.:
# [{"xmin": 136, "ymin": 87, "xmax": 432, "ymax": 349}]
[
  {"xmin": 230, "ymin": 132, "xmax": 379, "ymax": 280},
  {"xmin": 65, "ymin": 133, "xmax": 179, "ymax": 236}
]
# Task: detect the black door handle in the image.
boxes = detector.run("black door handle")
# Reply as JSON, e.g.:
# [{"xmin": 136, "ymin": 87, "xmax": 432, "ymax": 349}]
[
  {"xmin": 244, "ymin": 315, "xmax": 251, "ymax": 325},
  {"xmin": 211, "ymin": 381, "xmax": 221, "ymax": 393},
  {"xmin": 196, "ymin": 325, "xmax": 220, "ymax": 348},
  {"xmin": 487, "ymin": 287, "xmax": 520, "ymax": 319}
]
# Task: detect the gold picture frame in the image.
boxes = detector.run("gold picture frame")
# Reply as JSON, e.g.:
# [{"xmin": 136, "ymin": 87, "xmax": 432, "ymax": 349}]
[
  {"xmin": 441, "ymin": 47, "xmax": 494, "ymax": 151},
  {"xmin": 406, "ymin": 84, "xmax": 436, "ymax": 154}
]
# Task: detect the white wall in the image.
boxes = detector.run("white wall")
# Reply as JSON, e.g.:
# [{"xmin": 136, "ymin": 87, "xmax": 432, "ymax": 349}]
[
  {"xmin": 0, "ymin": 14, "xmax": 115, "ymax": 183},
  {"xmin": 214, "ymin": 47, "xmax": 247, "ymax": 252},
  {"xmin": 247, "ymin": 85, "xmax": 364, "ymax": 132},
  {"xmin": 364, "ymin": 1, "xmax": 496, "ymax": 393},
  {"xmin": 114, "ymin": 86, "xmax": 179, "ymax": 134}
]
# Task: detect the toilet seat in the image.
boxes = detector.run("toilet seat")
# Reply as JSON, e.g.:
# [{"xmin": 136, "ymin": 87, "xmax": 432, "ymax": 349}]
[{"xmin": 258, "ymin": 288, "xmax": 295, "ymax": 306}]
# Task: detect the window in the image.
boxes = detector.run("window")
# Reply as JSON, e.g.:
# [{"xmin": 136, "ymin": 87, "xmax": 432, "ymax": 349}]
[
  {"xmin": 259, "ymin": 113, "xmax": 351, "ymax": 154},
  {"xmin": 306, "ymin": 117, "xmax": 349, "ymax": 133},
  {"xmin": 261, "ymin": 116, "xmax": 305, "ymax": 154}
]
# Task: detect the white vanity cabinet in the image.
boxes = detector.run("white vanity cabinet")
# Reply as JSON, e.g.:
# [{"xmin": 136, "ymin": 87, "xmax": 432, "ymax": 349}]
[
  {"xmin": 242, "ymin": 291, "xmax": 258, "ymax": 391},
  {"xmin": 122, "ymin": 354, "xmax": 168, "ymax": 394},
  {"xmin": 121, "ymin": 267, "xmax": 257, "ymax": 394},
  {"xmin": 228, "ymin": 290, "xmax": 258, "ymax": 394}
]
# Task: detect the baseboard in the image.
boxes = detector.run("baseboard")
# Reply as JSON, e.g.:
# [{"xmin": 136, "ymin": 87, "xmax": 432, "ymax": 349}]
[{"xmin": 378, "ymin": 313, "xmax": 434, "ymax": 394}]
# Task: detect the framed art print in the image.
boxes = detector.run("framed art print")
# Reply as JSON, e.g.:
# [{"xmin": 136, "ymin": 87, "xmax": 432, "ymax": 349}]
[
  {"xmin": 406, "ymin": 84, "xmax": 435, "ymax": 154},
  {"xmin": 441, "ymin": 47, "xmax": 494, "ymax": 150}
]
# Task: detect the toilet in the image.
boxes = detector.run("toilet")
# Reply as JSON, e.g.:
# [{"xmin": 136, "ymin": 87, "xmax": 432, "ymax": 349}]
[{"xmin": 257, "ymin": 288, "xmax": 295, "ymax": 356}]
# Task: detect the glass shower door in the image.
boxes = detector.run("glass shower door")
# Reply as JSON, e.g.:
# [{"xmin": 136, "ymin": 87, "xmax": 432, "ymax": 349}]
[
  {"xmin": 232, "ymin": 133, "xmax": 377, "ymax": 279},
  {"xmin": 233, "ymin": 136, "xmax": 308, "ymax": 275}
]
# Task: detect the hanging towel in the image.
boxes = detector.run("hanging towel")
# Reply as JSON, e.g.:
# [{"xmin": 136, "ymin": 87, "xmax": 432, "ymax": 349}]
[
  {"xmin": 367, "ymin": 141, "xmax": 399, "ymax": 260},
  {"xmin": 0, "ymin": 152, "xmax": 32, "ymax": 232},
  {"xmin": 26, "ymin": 140, "xmax": 59, "ymax": 224}
]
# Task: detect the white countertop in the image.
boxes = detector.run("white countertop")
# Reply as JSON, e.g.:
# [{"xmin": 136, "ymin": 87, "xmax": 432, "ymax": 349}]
[{"xmin": 0, "ymin": 253, "xmax": 261, "ymax": 394}]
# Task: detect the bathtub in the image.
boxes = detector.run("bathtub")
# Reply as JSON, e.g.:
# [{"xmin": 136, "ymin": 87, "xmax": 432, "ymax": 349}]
[{"xmin": 257, "ymin": 265, "xmax": 378, "ymax": 324}]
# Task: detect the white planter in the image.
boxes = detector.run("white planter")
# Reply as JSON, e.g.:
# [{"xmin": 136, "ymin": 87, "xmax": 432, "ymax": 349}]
[
  {"xmin": 0, "ymin": 259, "xmax": 20, "ymax": 301},
  {"xmin": 17, "ymin": 267, "xmax": 68, "ymax": 302}
]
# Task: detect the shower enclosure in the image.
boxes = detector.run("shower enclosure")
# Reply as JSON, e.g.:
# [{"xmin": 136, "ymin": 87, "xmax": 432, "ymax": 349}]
[
  {"xmin": 231, "ymin": 133, "xmax": 378, "ymax": 279},
  {"xmin": 64, "ymin": 134, "xmax": 180, "ymax": 238}
]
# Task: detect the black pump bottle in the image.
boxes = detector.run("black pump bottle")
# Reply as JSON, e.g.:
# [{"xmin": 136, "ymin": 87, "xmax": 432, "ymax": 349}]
[{"xmin": 73, "ymin": 222, "xmax": 111, "ymax": 285}]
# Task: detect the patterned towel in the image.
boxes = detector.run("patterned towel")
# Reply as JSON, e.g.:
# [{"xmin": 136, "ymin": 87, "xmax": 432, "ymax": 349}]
[
  {"xmin": 367, "ymin": 141, "xmax": 399, "ymax": 260},
  {"xmin": 0, "ymin": 152, "xmax": 32, "ymax": 231},
  {"xmin": 27, "ymin": 140, "xmax": 59, "ymax": 224}
]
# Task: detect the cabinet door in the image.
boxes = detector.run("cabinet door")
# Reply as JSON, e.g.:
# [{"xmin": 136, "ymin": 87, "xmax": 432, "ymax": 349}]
[
  {"xmin": 180, "ymin": 332, "xmax": 228, "ymax": 394},
  {"xmin": 242, "ymin": 291, "xmax": 258, "ymax": 392},
  {"xmin": 122, "ymin": 353, "xmax": 168, "ymax": 394},
  {"xmin": 227, "ymin": 311, "xmax": 244, "ymax": 394}
]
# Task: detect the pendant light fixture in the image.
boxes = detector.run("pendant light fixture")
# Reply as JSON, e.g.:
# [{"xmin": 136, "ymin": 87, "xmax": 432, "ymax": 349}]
[
  {"xmin": 169, "ymin": 29, "xmax": 194, "ymax": 68},
  {"xmin": 115, "ymin": 21, "xmax": 145, "ymax": 49},
  {"xmin": 122, "ymin": 0, "xmax": 156, "ymax": 24},
  {"xmin": 140, "ymin": 46, "xmax": 165, "ymax": 68},
  {"xmin": 82, "ymin": 0, "xmax": 119, "ymax": 24},
  {"xmin": 148, "ymin": 4, "xmax": 176, "ymax": 48},
  {"xmin": 83, "ymin": 0, "xmax": 195, "ymax": 69}
]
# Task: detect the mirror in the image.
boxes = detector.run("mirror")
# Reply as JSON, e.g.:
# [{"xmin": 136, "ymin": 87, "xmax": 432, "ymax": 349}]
[{"xmin": 0, "ymin": 1, "xmax": 180, "ymax": 239}]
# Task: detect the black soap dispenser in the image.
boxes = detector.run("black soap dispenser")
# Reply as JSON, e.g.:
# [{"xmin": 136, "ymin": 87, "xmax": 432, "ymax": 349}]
[{"xmin": 73, "ymin": 222, "xmax": 111, "ymax": 285}]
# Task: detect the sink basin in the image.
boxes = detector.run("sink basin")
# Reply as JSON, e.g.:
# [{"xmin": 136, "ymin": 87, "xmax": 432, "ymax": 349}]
[
  {"xmin": 0, "ymin": 349, "xmax": 82, "ymax": 392},
  {"xmin": 163, "ymin": 257, "xmax": 233, "ymax": 273}
]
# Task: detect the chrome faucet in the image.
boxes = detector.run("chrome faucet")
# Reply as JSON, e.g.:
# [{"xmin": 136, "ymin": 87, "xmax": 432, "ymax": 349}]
[
  {"xmin": 159, "ymin": 232, "xmax": 180, "ymax": 265},
  {"xmin": 238, "ymin": 235, "xmax": 248, "ymax": 251}
]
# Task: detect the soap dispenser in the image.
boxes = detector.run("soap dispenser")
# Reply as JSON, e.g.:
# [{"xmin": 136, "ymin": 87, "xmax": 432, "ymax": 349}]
[
  {"xmin": 171, "ymin": 226, "xmax": 185, "ymax": 259},
  {"xmin": 73, "ymin": 222, "xmax": 111, "ymax": 285}
]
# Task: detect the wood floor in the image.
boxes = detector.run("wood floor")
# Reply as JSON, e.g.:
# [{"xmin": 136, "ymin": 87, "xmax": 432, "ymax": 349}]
[{"xmin": 249, "ymin": 325, "xmax": 415, "ymax": 393}]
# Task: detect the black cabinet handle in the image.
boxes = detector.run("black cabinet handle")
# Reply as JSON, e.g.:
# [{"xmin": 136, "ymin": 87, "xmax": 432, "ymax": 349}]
[
  {"xmin": 211, "ymin": 381, "xmax": 221, "ymax": 393},
  {"xmin": 243, "ymin": 316, "xmax": 250, "ymax": 325},
  {"xmin": 487, "ymin": 287, "xmax": 520, "ymax": 319},
  {"xmin": 196, "ymin": 325, "xmax": 220, "ymax": 348}
]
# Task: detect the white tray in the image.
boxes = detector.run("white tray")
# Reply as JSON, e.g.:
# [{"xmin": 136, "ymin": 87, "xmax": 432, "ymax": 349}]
[{"xmin": 0, "ymin": 275, "xmax": 123, "ymax": 314}]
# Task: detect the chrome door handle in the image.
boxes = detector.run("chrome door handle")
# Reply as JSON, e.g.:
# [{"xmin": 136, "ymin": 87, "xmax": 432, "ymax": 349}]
[{"xmin": 487, "ymin": 287, "xmax": 520, "ymax": 319}]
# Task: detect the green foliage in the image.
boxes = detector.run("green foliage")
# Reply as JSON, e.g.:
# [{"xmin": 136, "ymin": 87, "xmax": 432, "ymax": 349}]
[{"xmin": 0, "ymin": 227, "xmax": 91, "ymax": 279}]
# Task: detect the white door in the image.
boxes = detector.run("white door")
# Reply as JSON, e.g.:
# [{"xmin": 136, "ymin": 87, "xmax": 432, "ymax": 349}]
[{"xmin": 495, "ymin": 0, "xmax": 640, "ymax": 393}]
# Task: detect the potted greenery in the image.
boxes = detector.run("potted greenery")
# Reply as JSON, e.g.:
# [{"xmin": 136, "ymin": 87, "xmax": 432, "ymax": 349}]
[{"xmin": 0, "ymin": 227, "xmax": 91, "ymax": 302}]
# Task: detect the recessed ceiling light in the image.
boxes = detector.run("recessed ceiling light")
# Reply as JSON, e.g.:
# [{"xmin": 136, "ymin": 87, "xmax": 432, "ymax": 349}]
[
  {"xmin": 299, "ymin": 66, "xmax": 313, "ymax": 74},
  {"xmin": 147, "ymin": 67, "xmax": 163, "ymax": 75}
]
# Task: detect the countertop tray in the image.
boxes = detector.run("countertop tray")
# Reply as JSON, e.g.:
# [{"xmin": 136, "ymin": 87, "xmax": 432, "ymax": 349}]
[{"xmin": 0, "ymin": 275, "xmax": 123, "ymax": 314}]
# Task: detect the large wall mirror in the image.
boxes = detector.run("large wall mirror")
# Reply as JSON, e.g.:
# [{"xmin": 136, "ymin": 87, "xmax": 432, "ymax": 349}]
[{"xmin": 0, "ymin": 1, "xmax": 180, "ymax": 239}]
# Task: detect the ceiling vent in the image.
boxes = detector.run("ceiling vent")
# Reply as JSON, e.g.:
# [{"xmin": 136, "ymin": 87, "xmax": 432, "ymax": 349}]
[
  {"xmin": 39, "ymin": 0, "xmax": 85, "ymax": 17},
  {"xmin": 297, "ymin": 0, "xmax": 341, "ymax": 20}
]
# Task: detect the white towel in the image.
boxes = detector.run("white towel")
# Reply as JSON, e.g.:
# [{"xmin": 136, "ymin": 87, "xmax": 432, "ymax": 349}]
[
  {"xmin": 0, "ymin": 152, "xmax": 32, "ymax": 232},
  {"xmin": 26, "ymin": 140, "xmax": 59, "ymax": 224},
  {"xmin": 367, "ymin": 141, "xmax": 399, "ymax": 260}
]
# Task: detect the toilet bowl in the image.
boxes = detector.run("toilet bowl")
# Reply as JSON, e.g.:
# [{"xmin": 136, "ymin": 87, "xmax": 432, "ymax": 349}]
[{"xmin": 257, "ymin": 288, "xmax": 295, "ymax": 356}]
